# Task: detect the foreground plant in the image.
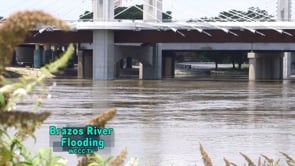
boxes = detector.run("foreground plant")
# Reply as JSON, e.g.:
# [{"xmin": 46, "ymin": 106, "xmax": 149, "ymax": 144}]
[
  {"xmin": 78, "ymin": 108, "xmax": 134, "ymax": 166},
  {"xmin": 199, "ymin": 144, "xmax": 295, "ymax": 166},
  {"xmin": 0, "ymin": 10, "xmax": 72, "ymax": 166},
  {"xmin": 0, "ymin": 10, "xmax": 69, "ymax": 75},
  {"xmin": 0, "ymin": 10, "xmax": 133, "ymax": 166}
]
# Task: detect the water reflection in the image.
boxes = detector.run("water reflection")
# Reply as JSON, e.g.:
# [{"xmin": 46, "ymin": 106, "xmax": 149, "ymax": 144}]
[{"xmin": 21, "ymin": 78, "xmax": 295, "ymax": 166}]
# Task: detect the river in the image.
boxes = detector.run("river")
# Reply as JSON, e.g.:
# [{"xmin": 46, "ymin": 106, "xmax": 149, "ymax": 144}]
[{"xmin": 21, "ymin": 77, "xmax": 295, "ymax": 166}]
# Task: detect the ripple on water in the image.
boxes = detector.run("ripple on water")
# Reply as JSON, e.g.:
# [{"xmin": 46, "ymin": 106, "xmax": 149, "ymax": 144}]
[{"xmin": 20, "ymin": 79, "xmax": 295, "ymax": 166}]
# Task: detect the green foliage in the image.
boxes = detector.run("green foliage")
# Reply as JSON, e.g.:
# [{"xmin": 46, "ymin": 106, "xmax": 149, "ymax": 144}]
[
  {"xmin": 0, "ymin": 10, "xmax": 128, "ymax": 166},
  {"xmin": 200, "ymin": 7, "xmax": 274, "ymax": 22},
  {"xmin": 77, "ymin": 147, "xmax": 129, "ymax": 166},
  {"xmin": 0, "ymin": 44, "xmax": 74, "ymax": 112},
  {"xmin": 32, "ymin": 149, "xmax": 67, "ymax": 166},
  {"xmin": 193, "ymin": 51, "xmax": 247, "ymax": 70},
  {"xmin": 85, "ymin": 155, "xmax": 139, "ymax": 166},
  {"xmin": 0, "ymin": 92, "xmax": 5, "ymax": 107},
  {"xmin": 41, "ymin": 44, "xmax": 75, "ymax": 76},
  {"xmin": 163, "ymin": 11, "xmax": 172, "ymax": 21},
  {"xmin": 0, "ymin": 42, "xmax": 127, "ymax": 166},
  {"xmin": 0, "ymin": 44, "xmax": 74, "ymax": 165},
  {"xmin": 0, "ymin": 135, "xmax": 65, "ymax": 166},
  {"xmin": 87, "ymin": 154, "xmax": 113, "ymax": 166},
  {"xmin": 79, "ymin": 11, "xmax": 93, "ymax": 20},
  {"xmin": 115, "ymin": 5, "xmax": 143, "ymax": 20}
]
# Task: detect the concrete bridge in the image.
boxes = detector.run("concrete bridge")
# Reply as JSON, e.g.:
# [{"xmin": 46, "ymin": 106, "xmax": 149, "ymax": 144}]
[{"xmin": 14, "ymin": 0, "xmax": 295, "ymax": 80}]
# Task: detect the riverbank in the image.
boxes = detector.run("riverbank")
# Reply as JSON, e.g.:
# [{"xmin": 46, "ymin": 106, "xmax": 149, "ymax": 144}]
[{"xmin": 175, "ymin": 62, "xmax": 248, "ymax": 78}]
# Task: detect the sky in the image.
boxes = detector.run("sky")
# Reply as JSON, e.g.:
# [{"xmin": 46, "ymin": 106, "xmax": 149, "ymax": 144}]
[{"xmin": 0, "ymin": 0, "xmax": 288, "ymax": 21}]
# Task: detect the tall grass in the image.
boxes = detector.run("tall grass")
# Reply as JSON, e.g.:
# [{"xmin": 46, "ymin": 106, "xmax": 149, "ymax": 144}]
[
  {"xmin": 199, "ymin": 144, "xmax": 295, "ymax": 166},
  {"xmin": 0, "ymin": 10, "xmax": 131, "ymax": 166}
]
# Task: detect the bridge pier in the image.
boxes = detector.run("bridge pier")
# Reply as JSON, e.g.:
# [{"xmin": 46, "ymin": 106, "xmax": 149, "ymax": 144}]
[
  {"xmin": 162, "ymin": 51, "xmax": 175, "ymax": 78},
  {"xmin": 91, "ymin": 0, "xmax": 116, "ymax": 80},
  {"xmin": 283, "ymin": 52, "xmax": 292, "ymax": 79},
  {"xmin": 248, "ymin": 52, "xmax": 283, "ymax": 80},
  {"xmin": 139, "ymin": 44, "xmax": 162, "ymax": 79},
  {"xmin": 278, "ymin": 0, "xmax": 293, "ymax": 79},
  {"xmin": 92, "ymin": 30, "xmax": 115, "ymax": 80},
  {"xmin": 43, "ymin": 44, "xmax": 52, "ymax": 65},
  {"xmin": 140, "ymin": 44, "xmax": 162, "ymax": 80},
  {"xmin": 77, "ymin": 50, "xmax": 83, "ymax": 79},
  {"xmin": 33, "ymin": 44, "xmax": 41, "ymax": 68},
  {"xmin": 77, "ymin": 49, "xmax": 93, "ymax": 79}
]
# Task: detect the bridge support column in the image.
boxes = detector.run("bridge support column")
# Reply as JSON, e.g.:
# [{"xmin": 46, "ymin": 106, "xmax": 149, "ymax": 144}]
[
  {"xmin": 162, "ymin": 51, "xmax": 175, "ymax": 78},
  {"xmin": 283, "ymin": 52, "xmax": 292, "ymax": 79},
  {"xmin": 93, "ymin": 30, "xmax": 115, "ymax": 80},
  {"xmin": 52, "ymin": 45, "xmax": 62, "ymax": 61},
  {"xmin": 77, "ymin": 49, "xmax": 93, "ymax": 79},
  {"xmin": 248, "ymin": 52, "xmax": 283, "ymax": 80},
  {"xmin": 77, "ymin": 50, "xmax": 83, "ymax": 79},
  {"xmin": 139, "ymin": 44, "xmax": 162, "ymax": 80},
  {"xmin": 43, "ymin": 44, "xmax": 52, "ymax": 65},
  {"xmin": 91, "ymin": 0, "xmax": 115, "ymax": 80},
  {"xmin": 33, "ymin": 44, "xmax": 41, "ymax": 68}
]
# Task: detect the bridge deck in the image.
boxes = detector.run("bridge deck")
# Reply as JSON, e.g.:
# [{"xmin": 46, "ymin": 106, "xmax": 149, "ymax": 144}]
[
  {"xmin": 24, "ymin": 29, "xmax": 295, "ymax": 44},
  {"xmin": 71, "ymin": 21, "xmax": 295, "ymax": 31}
]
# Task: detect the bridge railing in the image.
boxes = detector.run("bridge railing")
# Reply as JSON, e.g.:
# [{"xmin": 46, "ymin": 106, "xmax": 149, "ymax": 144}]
[{"xmin": 64, "ymin": 18, "xmax": 295, "ymax": 23}]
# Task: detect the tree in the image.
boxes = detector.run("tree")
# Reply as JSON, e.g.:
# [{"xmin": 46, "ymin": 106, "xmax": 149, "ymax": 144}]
[
  {"xmin": 227, "ymin": 52, "xmax": 248, "ymax": 70},
  {"xmin": 79, "ymin": 5, "xmax": 172, "ymax": 21},
  {"xmin": 115, "ymin": 5, "xmax": 143, "ymax": 20},
  {"xmin": 200, "ymin": 7, "xmax": 274, "ymax": 22},
  {"xmin": 79, "ymin": 11, "xmax": 92, "ymax": 20},
  {"xmin": 196, "ymin": 7, "xmax": 271, "ymax": 70},
  {"xmin": 163, "ymin": 11, "xmax": 172, "ymax": 22},
  {"xmin": 209, "ymin": 52, "xmax": 224, "ymax": 70},
  {"xmin": 235, "ymin": 53, "xmax": 248, "ymax": 70}
]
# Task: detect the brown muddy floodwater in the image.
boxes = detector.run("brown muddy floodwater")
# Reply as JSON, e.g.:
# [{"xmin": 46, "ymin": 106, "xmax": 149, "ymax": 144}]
[{"xmin": 22, "ymin": 78, "xmax": 295, "ymax": 166}]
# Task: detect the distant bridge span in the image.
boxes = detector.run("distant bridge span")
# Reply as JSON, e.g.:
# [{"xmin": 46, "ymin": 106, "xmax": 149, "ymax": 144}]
[
  {"xmin": 25, "ymin": 28, "xmax": 295, "ymax": 44},
  {"xmin": 15, "ymin": 0, "xmax": 295, "ymax": 80},
  {"xmin": 25, "ymin": 21, "xmax": 295, "ymax": 45}
]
